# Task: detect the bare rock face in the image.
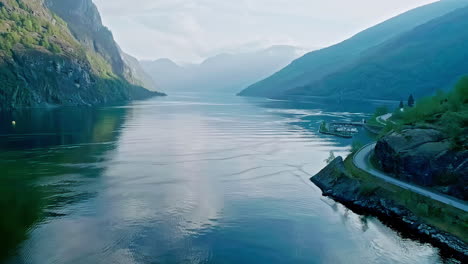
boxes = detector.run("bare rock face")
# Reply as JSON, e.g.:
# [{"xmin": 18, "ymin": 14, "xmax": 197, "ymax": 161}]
[{"xmin": 375, "ymin": 128, "xmax": 467, "ymax": 200}]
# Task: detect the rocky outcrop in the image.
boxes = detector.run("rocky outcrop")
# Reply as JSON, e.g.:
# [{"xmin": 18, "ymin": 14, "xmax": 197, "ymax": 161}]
[
  {"xmin": 311, "ymin": 157, "xmax": 468, "ymax": 261},
  {"xmin": 375, "ymin": 128, "xmax": 468, "ymax": 200},
  {"xmin": 311, "ymin": 157, "xmax": 361, "ymax": 200}
]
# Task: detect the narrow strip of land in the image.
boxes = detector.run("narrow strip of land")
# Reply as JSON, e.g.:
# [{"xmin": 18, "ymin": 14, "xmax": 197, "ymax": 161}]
[{"xmin": 353, "ymin": 144, "xmax": 468, "ymax": 212}]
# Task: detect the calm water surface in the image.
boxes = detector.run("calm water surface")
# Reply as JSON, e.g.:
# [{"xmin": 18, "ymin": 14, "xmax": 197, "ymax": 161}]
[{"xmin": 0, "ymin": 94, "xmax": 451, "ymax": 263}]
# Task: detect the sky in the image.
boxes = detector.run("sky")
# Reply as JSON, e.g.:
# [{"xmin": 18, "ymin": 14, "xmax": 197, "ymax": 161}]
[{"xmin": 93, "ymin": 0, "xmax": 437, "ymax": 63}]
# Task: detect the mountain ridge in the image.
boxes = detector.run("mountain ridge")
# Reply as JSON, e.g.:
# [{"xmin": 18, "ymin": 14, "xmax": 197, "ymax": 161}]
[
  {"xmin": 287, "ymin": 5, "xmax": 468, "ymax": 100},
  {"xmin": 239, "ymin": 0, "xmax": 468, "ymax": 98}
]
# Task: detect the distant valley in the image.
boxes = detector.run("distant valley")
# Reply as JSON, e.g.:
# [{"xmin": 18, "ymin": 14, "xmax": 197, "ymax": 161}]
[{"xmin": 141, "ymin": 46, "xmax": 304, "ymax": 94}]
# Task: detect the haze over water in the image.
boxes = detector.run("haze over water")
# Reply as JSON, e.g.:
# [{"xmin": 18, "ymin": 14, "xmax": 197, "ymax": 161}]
[{"xmin": 1, "ymin": 94, "xmax": 448, "ymax": 263}]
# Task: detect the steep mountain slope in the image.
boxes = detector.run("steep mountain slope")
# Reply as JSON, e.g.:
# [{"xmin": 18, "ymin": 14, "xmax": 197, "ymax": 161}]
[
  {"xmin": 288, "ymin": 6, "xmax": 468, "ymax": 100},
  {"xmin": 142, "ymin": 46, "xmax": 302, "ymax": 93},
  {"xmin": 0, "ymin": 0, "xmax": 162, "ymax": 110},
  {"xmin": 239, "ymin": 0, "xmax": 468, "ymax": 98},
  {"xmin": 121, "ymin": 51, "xmax": 159, "ymax": 92}
]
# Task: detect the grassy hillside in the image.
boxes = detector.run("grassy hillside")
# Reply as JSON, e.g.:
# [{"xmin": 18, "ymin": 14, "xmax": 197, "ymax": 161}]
[
  {"xmin": 290, "ymin": 6, "xmax": 468, "ymax": 101},
  {"xmin": 387, "ymin": 77, "xmax": 468, "ymax": 149},
  {"xmin": 239, "ymin": 0, "xmax": 468, "ymax": 98}
]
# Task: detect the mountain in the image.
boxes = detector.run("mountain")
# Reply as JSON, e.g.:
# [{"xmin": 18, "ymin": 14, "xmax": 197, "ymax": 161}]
[
  {"xmin": 140, "ymin": 58, "xmax": 185, "ymax": 92},
  {"xmin": 286, "ymin": 6, "xmax": 468, "ymax": 100},
  {"xmin": 121, "ymin": 51, "xmax": 159, "ymax": 92},
  {"xmin": 0, "ymin": 0, "xmax": 163, "ymax": 110},
  {"xmin": 141, "ymin": 45, "xmax": 303, "ymax": 94},
  {"xmin": 239, "ymin": 0, "xmax": 468, "ymax": 98}
]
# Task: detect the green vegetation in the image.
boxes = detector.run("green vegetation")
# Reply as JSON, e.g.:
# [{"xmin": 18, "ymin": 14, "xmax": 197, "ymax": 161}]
[
  {"xmin": 86, "ymin": 50, "xmax": 116, "ymax": 78},
  {"xmin": 388, "ymin": 77, "xmax": 468, "ymax": 148},
  {"xmin": 350, "ymin": 140, "xmax": 364, "ymax": 154},
  {"xmin": 343, "ymin": 155, "xmax": 468, "ymax": 242},
  {"xmin": 0, "ymin": 0, "xmax": 69, "ymax": 55},
  {"xmin": 367, "ymin": 106, "xmax": 389, "ymax": 127},
  {"xmin": 0, "ymin": 0, "xmax": 158, "ymax": 110}
]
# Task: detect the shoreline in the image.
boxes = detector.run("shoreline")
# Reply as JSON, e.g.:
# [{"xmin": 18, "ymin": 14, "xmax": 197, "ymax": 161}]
[{"xmin": 311, "ymin": 157, "xmax": 468, "ymax": 262}]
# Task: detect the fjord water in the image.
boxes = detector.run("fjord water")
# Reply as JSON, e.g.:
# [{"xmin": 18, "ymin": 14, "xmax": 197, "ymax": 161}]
[{"xmin": 1, "ymin": 94, "xmax": 446, "ymax": 263}]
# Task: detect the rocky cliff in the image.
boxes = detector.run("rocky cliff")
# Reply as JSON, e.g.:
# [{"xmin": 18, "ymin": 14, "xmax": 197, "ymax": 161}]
[
  {"xmin": 375, "ymin": 128, "xmax": 468, "ymax": 200},
  {"xmin": 0, "ymin": 0, "xmax": 163, "ymax": 110}
]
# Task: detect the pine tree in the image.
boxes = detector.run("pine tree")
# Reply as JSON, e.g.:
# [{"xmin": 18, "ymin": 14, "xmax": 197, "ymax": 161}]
[
  {"xmin": 408, "ymin": 94, "xmax": 415, "ymax": 107},
  {"xmin": 399, "ymin": 101, "xmax": 404, "ymax": 109}
]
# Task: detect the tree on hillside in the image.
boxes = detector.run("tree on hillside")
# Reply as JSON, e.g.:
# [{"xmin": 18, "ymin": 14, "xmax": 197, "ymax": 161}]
[
  {"xmin": 399, "ymin": 101, "xmax": 404, "ymax": 109},
  {"xmin": 408, "ymin": 94, "xmax": 415, "ymax": 107}
]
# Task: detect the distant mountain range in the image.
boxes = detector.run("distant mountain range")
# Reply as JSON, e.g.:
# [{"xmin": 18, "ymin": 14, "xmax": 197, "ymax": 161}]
[
  {"xmin": 239, "ymin": 0, "xmax": 468, "ymax": 100},
  {"xmin": 141, "ymin": 46, "xmax": 304, "ymax": 94}
]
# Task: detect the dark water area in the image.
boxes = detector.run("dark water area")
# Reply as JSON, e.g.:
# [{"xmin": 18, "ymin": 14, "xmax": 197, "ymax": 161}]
[{"xmin": 0, "ymin": 94, "xmax": 451, "ymax": 263}]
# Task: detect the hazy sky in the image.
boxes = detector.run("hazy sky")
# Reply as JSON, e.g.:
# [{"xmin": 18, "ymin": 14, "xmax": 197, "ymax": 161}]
[{"xmin": 93, "ymin": 0, "xmax": 437, "ymax": 63}]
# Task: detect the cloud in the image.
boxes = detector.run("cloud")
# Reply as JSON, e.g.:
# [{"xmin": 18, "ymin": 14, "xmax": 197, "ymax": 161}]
[{"xmin": 93, "ymin": 0, "xmax": 437, "ymax": 62}]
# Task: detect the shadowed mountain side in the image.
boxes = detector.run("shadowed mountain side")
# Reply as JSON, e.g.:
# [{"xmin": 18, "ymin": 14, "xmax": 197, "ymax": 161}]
[
  {"xmin": 287, "ymin": 6, "xmax": 468, "ymax": 100},
  {"xmin": 239, "ymin": 0, "xmax": 468, "ymax": 98}
]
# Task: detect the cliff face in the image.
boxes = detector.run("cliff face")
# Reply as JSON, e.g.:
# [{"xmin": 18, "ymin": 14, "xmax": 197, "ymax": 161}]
[
  {"xmin": 375, "ymin": 128, "xmax": 468, "ymax": 200},
  {"xmin": 0, "ymin": 0, "xmax": 162, "ymax": 110},
  {"xmin": 45, "ymin": 0, "xmax": 123, "ymax": 76},
  {"xmin": 45, "ymin": 0, "xmax": 160, "ymax": 92}
]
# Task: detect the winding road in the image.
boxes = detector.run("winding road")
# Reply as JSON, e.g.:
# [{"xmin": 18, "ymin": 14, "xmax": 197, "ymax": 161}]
[
  {"xmin": 376, "ymin": 113, "xmax": 393, "ymax": 126},
  {"xmin": 353, "ymin": 143, "xmax": 468, "ymax": 212}
]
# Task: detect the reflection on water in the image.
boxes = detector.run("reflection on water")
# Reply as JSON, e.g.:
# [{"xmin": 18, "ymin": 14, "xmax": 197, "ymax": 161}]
[
  {"xmin": 0, "ymin": 107, "xmax": 128, "ymax": 260},
  {"xmin": 0, "ymin": 94, "xmax": 449, "ymax": 263}
]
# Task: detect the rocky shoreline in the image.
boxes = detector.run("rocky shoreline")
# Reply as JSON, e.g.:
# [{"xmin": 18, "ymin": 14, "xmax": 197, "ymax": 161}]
[{"xmin": 311, "ymin": 157, "xmax": 468, "ymax": 262}]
